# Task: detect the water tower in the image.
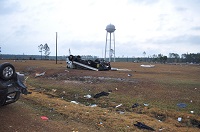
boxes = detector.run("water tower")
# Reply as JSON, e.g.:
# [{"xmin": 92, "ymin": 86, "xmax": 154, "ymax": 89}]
[{"xmin": 105, "ymin": 24, "xmax": 116, "ymax": 62}]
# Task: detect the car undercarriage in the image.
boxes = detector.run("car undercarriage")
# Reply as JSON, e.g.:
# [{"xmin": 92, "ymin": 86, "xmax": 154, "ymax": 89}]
[
  {"xmin": 0, "ymin": 62, "xmax": 30, "ymax": 106},
  {"xmin": 66, "ymin": 55, "xmax": 111, "ymax": 71}
]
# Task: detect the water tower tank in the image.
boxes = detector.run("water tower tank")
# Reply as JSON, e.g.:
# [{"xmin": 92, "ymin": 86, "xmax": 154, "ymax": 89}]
[{"xmin": 106, "ymin": 24, "xmax": 116, "ymax": 33}]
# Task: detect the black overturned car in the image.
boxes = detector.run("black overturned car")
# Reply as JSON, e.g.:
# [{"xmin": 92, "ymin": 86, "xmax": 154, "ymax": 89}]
[
  {"xmin": 0, "ymin": 62, "xmax": 30, "ymax": 106},
  {"xmin": 67, "ymin": 55, "xmax": 111, "ymax": 71}
]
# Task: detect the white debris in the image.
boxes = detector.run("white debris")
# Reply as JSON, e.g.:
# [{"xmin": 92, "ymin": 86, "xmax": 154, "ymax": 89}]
[
  {"xmin": 90, "ymin": 104, "xmax": 97, "ymax": 107},
  {"xmin": 70, "ymin": 101, "xmax": 79, "ymax": 104},
  {"xmin": 128, "ymin": 74, "xmax": 132, "ymax": 77},
  {"xmin": 140, "ymin": 64, "xmax": 155, "ymax": 68},
  {"xmin": 144, "ymin": 103, "xmax": 149, "ymax": 106},
  {"xmin": 178, "ymin": 117, "xmax": 182, "ymax": 122},
  {"xmin": 84, "ymin": 94, "xmax": 92, "ymax": 99},
  {"xmin": 116, "ymin": 104, "xmax": 122, "ymax": 108},
  {"xmin": 118, "ymin": 111, "xmax": 125, "ymax": 114},
  {"xmin": 35, "ymin": 72, "xmax": 45, "ymax": 77},
  {"xmin": 52, "ymin": 89, "xmax": 57, "ymax": 92}
]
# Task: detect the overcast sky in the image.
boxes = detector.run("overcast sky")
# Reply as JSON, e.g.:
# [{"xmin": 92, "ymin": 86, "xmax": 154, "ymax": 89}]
[{"xmin": 0, "ymin": 0, "xmax": 200, "ymax": 57}]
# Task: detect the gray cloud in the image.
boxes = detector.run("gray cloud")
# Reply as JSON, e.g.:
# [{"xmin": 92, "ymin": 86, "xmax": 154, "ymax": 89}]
[
  {"xmin": 0, "ymin": 0, "xmax": 20, "ymax": 15},
  {"xmin": 146, "ymin": 35, "xmax": 200, "ymax": 45},
  {"xmin": 175, "ymin": 7, "xmax": 187, "ymax": 12},
  {"xmin": 191, "ymin": 26, "xmax": 200, "ymax": 31},
  {"xmin": 127, "ymin": 0, "xmax": 159, "ymax": 5}
]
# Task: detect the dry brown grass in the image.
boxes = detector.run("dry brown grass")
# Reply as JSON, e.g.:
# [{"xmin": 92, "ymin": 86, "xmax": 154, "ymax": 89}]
[{"xmin": 1, "ymin": 60, "xmax": 200, "ymax": 131}]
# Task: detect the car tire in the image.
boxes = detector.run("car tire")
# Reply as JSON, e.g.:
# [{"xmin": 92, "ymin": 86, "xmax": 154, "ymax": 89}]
[
  {"xmin": 68, "ymin": 55, "xmax": 74, "ymax": 61},
  {"xmin": 0, "ymin": 62, "xmax": 15, "ymax": 81}
]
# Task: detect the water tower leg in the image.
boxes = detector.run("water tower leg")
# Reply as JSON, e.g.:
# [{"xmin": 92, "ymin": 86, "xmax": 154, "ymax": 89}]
[
  {"xmin": 109, "ymin": 32, "xmax": 111, "ymax": 62},
  {"xmin": 113, "ymin": 32, "xmax": 115, "ymax": 62},
  {"xmin": 105, "ymin": 32, "xmax": 108, "ymax": 60}
]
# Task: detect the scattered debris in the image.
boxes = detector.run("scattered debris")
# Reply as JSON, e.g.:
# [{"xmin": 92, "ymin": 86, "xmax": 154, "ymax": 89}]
[
  {"xmin": 98, "ymin": 122, "xmax": 104, "ymax": 127},
  {"xmin": 111, "ymin": 68, "xmax": 118, "ymax": 71},
  {"xmin": 117, "ymin": 68, "xmax": 132, "ymax": 71},
  {"xmin": 90, "ymin": 104, "xmax": 97, "ymax": 107},
  {"xmin": 178, "ymin": 117, "xmax": 182, "ymax": 122},
  {"xmin": 118, "ymin": 111, "xmax": 125, "ymax": 114},
  {"xmin": 115, "ymin": 104, "xmax": 122, "ymax": 108},
  {"xmin": 159, "ymin": 127, "xmax": 165, "ymax": 131},
  {"xmin": 128, "ymin": 74, "xmax": 132, "ymax": 77},
  {"xmin": 93, "ymin": 91, "xmax": 110, "ymax": 98},
  {"xmin": 70, "ymin": 101, "xmax": 79, "ymax": 104},
  {"xmin": 190, "ymin": 119, "xmax": 200, "ymax": 128},
  {"xmin": 64, "ymin": 70, "xmax": 69, "ymax": 72},
  {"xmin": 132, "ymin": 103, "xmax": 139, "ymax": 108},
  {"xmin": 177, "ymin": 103, "xmax": 187, "ymax": 108},
  {"xmin": 41, "ymin": 116, "xmax": 49, "ymax": 121},
  {"xmin": 111, "ymin": 68, "xmax": 131, "ymax": 71},
  {"xmin": 190, "ymin": 111, "xmax": 194, "ymax": 114},
  {"xmin": 156, "ymin": 114, "xmax": 166, "ymax": 122},
  {"xmin": 134, "ymin": 121, "xmax": 155, "ymax": 131},
  {"xmin": 35, "ymin": 72, "xmax": 45, "ymax": 78},
  {"xmin": 140, "ymin": 64, "xmax": 155, "ymax": 68},
  {"xmin": 143, "ymin": 103, "xmax": 149, "ymax": 107},
  {"xmin": 52, "ymin": 89, "xmax": 57, "ymax": 92},
  {"xmin": 84, "ymin": 94, "xmax": 92, "ymax": 99}
]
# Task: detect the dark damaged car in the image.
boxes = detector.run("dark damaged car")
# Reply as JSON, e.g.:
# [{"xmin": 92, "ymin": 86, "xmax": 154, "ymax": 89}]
[
  {"xmin": 67, "ymin": 55, "xmax": 111, "ymax": 71},
  {"xmin": 0, "ymin": 62, "xmax": 30, "ymax": 106}
]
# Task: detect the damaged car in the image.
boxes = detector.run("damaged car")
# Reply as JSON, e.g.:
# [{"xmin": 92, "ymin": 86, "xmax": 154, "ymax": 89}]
[
  {"xmin": 0, "ymin": 62, "xmax": 30, "ymax": 106},
  {"xmin": 66, "ymin": 55, "xmax": 111, "ymax": 71}
]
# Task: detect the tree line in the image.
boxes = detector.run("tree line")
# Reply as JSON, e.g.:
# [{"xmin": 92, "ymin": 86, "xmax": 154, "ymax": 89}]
[
  {"xmin": 144, "ymin": 52, "xmax": 200, "ymax": 63},
  {"xmin": 36, "ymin": 44, "xmax": 200, "ymax": 63}
]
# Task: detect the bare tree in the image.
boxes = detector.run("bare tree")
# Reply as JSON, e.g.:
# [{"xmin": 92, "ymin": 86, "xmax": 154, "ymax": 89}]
[
  {"xmin": 143, "ymin": 51, "xmax": 146, "ymax": 57},
  {"xmin": 143, "ymin": 51, "xmax": 146, "ymax": 62},
  {"xmin": 38, "ymin": 44, "xmax": 43, "ymax": 60},
  {"xmin": 43, "ymin": 43, "xmax": 51, "ymax": 59}
]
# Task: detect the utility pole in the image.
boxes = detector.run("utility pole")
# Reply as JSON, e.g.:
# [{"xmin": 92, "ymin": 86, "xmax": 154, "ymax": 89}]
[{"xmin": 56, "ymin": 32, "xmax": 57, "ymax": 64}]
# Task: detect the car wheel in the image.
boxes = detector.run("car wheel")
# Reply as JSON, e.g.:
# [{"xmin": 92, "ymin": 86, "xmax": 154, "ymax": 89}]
[
  {"xmin": 0, "ymin": 62, "xmax": 15, "ymax": 81},
  {"xmin": 68, "ymin": 55, "xmax": 74, "ymax": 61}
]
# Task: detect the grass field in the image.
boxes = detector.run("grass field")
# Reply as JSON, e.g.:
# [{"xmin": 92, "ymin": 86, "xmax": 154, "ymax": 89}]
[{"xmin": 1, "ymin": 60, "xmax": 200, "ymax": 131}]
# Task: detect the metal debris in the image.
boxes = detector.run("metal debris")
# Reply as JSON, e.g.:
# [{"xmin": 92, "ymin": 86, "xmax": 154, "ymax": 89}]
[
  {"xmin": 134, "ymin": 121, "xmax": 155, "ymax": 131},
  {"xmin": 35, "ymin": 72, "xmax": 45, "ymax": 78},
  {"xmin": 93, "ymin": 91, "xmax": 110, "ymax": 98},
  {"xmin": 132, "ymin": 103, "xmax": 139, "ymax": 108},
  {"xmin": 177, "ymin": 103, "xmax": 187, "ymax": 108}
]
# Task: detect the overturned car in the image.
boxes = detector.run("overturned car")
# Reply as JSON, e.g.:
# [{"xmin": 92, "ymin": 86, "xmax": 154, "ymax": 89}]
[
  {"xmin": 0, "ymin": 62, "xmax": 30, "ymax": 106},
  {"xmin": 66, "ymin": 55, "xmax": 111, "ymax": 71}
]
